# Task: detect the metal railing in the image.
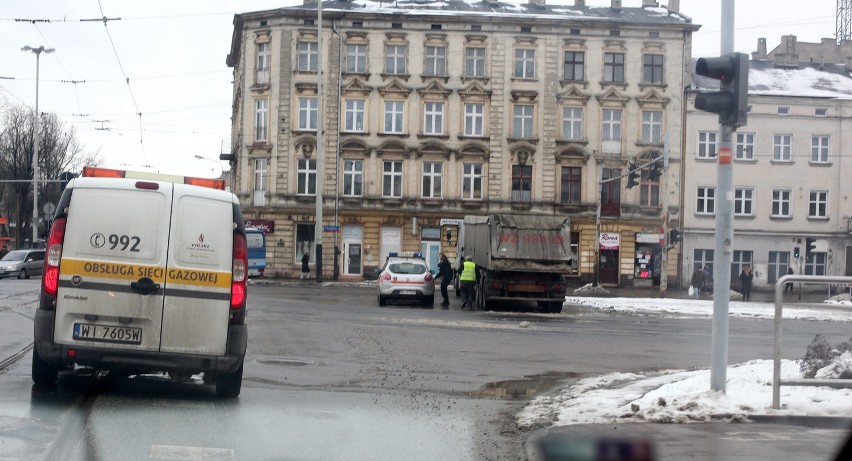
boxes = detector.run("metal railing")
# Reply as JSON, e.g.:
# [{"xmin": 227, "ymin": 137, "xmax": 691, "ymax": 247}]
[{"xmin": 772, "ymin": 274, "xmax": 852, "ymax": 409}]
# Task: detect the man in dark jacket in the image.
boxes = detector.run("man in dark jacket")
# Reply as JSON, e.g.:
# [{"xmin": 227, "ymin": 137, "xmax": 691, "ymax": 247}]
[
  {"xmin": 436, "ymin": 253, "xmax": 452, "ymax": 308},
  {"xmin": 739, "ymin": 265, "xmax": 753, "ymax": 301},
  {"xmin": 691, "ymin": 266, "xmax": 705, "ymax": 299}
]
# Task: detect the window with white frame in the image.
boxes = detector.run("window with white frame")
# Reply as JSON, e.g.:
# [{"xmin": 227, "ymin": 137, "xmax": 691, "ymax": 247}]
[
  {"xmin": 422, "ymin": 162, "xmax": 442, "ymax": 198},
  {"xmin": 295, "ymin": 223, "xmax": 315, "ymax": 264},
  {"xmin": 777, "ymin": 106, "xmax": 790, "ymax": 115},
  {"xmin": 641, "ymin": 110, "xmax": 662, "ymax": 143},
  {"xmin": 254, "ymin": 158, "xmax": 268, "ymax": 192},
  {"xmin": 384, "ymin": 100, "xmax": 404, "ymax": 134},
  {"xmin": 462, "ymin": 163, "xmax": 482, "ymax": 199},
  {"xmin": 256, "ymin": 42, "xmax": 270, "ymax": 85},
  {"xmin": 514, "ymin": 49, "xmax": 536, "ymax": 79},
  {"xmin": 808, "ymin": 190, "xmax": 828, "ymax": 218},
  {"xmin": 297, "ymin": 41, "xmax": 319, "ymax": 71},
  {"xmin": 385, "ymin": 45, "xmax": 407, "ymax": 74},
  {"xmin": 698, "ymin": 131, "xmax": 717, "ymax": 158},
  {"xmin": 805, "ymin": 252, "xmax": 827, "ymax": 275},
  {"xmin": 697, "ymin": 186, "xmax": 715, "ymax": 215},
  {"xmin": 297, "ymin": 159, "xmax": 317, "ymax": 195},
  {"xmin": 562, "ymin": 107, "xmax": 583, "ymax": 140},
  {"xmin": 601, "ymin": 109, "xmax": 621, "ymax": 141},
  {"xmin": 736, "ymin": 132, "xmax": 755, "ymax": 160},
  {"xmin": 424, "ymin": 46, "xmax": 446, "ymax": 76},
  {"xmin": 814, "ymin": 107, "xmax": 828, "ymax": 117},
  {"xmin": 811, "ymin": 135, "xmax": 830, "ymax": 163},
  {"xmin": 771, "ymin": 189, "xmax": 791, "ymax": 218},
  {"xmin": 642, "ymin": 54, "xmax": 664, "ymax": 84},
  {"xmin": 767, "ymin": 251, "xmax": 790, "ymax": 283},
  {"xmin": 734, "ymin": 188, "xmax": 754, "ymax": 216},
  {"xmin": 639, "ymin": 167, "xmax": 660, "ymax": 207},
  {"xmin": 344, "ymin": 99, "xmax": 365, "ymax": 132},
  {"xmin": 731, "ymin": 251, "xmax": 753, "ymax": 283},
  {"xmin": 382, "ymin": 161, "xmax": 403, "ymax": 197},
  {"xmin": 511, "ymin": 165, "xmax": 532, "ymax": 202},
  {"xmin": 346, "ymin": 44, "xmax": 368, "ymax": 73},
  {"xmin": 254, "ymin": 99, "xmax": 268, "ymax": 142},
  {"xmin": 512, "ymin": 104, "xmax": 534, "ymax": 138},
  {"xmin": 563, "ymin": 51, "xmax": 584, "ymax": 81},
  {"xmin": 464, "ymin": 47, "xmax": 486, "ymax": 77},
  {"xmin": 298, "ymin": 97, "xmax": 318, "ymax": 131},
  {"xmin": 464, "ymin": 103, "xmax": 484, "ymax": 137},
  {"xmin": 773, "ymin": 134, "xmax": 792, "ymax": 161},
  {"xmin": 342, "ymin": 159, "xmax": 363, "ymax": 197},
  {"xmin": 423, "ymin": 102, "xmax": 444, "ymax": 135},
  {"xmin": 603, "ymin": 52, "xmax": 625, "ymax": 83},
  {"xmin": 694, "ymin": 249, "xmax": 713, "ymax": 273}
]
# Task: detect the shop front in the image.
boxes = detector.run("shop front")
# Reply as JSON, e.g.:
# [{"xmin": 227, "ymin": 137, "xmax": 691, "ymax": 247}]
[
  {"xmin": 634, "ymin": 232, "xmax": 663, "ymax": 287},
  {"xmin": 599, "ymin": 232, "xmax": 620, "ymax": 286}
]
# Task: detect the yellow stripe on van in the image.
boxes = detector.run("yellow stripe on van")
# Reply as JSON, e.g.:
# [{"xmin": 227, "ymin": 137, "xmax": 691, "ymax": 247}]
[{"xmin": 60, "ymin": 259, "xmax": 231, "ymax": 289}]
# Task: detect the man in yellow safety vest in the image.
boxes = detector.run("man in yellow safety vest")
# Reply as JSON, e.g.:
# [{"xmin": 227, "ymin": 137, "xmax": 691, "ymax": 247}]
[{"xmin": 458, "ymin": 255, "xmax": 477, "ymax": 310}]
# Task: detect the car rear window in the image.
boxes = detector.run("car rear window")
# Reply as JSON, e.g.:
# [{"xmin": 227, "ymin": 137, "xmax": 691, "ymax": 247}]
[{"xmin": 388, "ymin": 262, "xmax": 427, "ymax": 275}]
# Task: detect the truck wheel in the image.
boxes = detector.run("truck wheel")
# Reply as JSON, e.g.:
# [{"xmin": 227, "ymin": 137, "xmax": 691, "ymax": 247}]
[
  {"xmin": 215, "ymin": 362, "xmax": 243, "ymax": 398},
  {"xmin": 32, "ymin": 347, "xmax": 59, "ymax": 386}
]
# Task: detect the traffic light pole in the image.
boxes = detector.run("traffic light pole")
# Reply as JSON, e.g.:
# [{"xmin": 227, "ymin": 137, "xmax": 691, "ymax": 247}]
[{"xmin": 710, "ymin": 0, "xmax": 736, "ymax": 393}]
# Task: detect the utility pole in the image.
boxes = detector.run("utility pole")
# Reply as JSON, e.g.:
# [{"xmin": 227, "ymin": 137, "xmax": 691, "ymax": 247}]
[
  {"xmin": 660, "ymin": 133, "xmax": 670, "ymax": 297},
  {"xmin": 314, "ymin": 0, "xmax": 324, "ymax": 283}
]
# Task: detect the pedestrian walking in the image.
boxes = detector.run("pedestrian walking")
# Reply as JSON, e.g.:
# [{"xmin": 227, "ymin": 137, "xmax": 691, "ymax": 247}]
[
  {"xmin": 702, "ymin": 265, "xmax": 712, "ymax": 295},
  {"xmin": 739, "ymin": 265, "xmax": 753, "ymax": 301},
  {"xmin": 458, "ymin": 255, "xmax": 477, "ymax": 310},
  {"xmin": 784, "ymin": 267, "xmax": 794, "ymax": 294},
  {"xmin": 436, "ymin": 253, "xmax": 452, "ymax": 308},
  {"xmin": 691, "ymin": 266, "xmax": 705, "ymax": 299},
  {"xmin": 300, "ymin": 251, "xmax": 310, "ymax": 280}
]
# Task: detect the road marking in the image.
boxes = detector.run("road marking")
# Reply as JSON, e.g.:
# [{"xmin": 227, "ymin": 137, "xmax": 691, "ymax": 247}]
[{"xmin": 149, "ymin": 445, "xmax": 235, "ymax": 460}]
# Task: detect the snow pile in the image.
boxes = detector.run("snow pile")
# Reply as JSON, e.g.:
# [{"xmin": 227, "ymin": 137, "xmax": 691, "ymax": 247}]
[
  {"xmin": 825, "ymin": 293, "xmax": 852, "ymax": 305},
  {"xmin": 517, "ymin": 360, "xmax": 852, "ymax": 430},
  {"xmin": 573, "ymin": 284, "xmax": 611, "ymax": 296},
  {"xmin": 814, "ymin": 351, "xmax": 852, "ymax": 379}
]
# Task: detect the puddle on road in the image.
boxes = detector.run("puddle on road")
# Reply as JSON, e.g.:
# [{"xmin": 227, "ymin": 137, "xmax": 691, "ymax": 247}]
[
  {"xmin": 472, "ymin": 371, "xmax": 583, "ymax": 400},
  {"xmin": 256, "ymin": 358, "xmax": 316, "ymax": 367}
]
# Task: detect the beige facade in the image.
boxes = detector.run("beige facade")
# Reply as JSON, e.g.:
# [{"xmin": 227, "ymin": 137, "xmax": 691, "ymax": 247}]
[
  {"xmin": 226, "ymin": 0, "xmax": 696, "ymax": 285},
  {"xmin": 683, "ymin": 56, "xmax": 852, "ymax": 288}
]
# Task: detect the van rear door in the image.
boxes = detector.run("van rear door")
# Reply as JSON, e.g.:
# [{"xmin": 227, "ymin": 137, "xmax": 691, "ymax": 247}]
[
  {"xmin": 54, "ymin": 178, "xmax": 172, "ymax": 352},
  {"xmin": 158, "ymin": 184, "xmax": 233, "ymax": 355}
]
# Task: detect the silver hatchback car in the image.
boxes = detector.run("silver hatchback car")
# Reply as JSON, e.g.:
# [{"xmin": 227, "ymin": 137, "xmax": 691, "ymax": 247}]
[
  {"xmin": 377, "ymin": 253, "xmax": 435, "ymax": 307},
  {"xmin": 0, "ymin": 249, "xmax": 45, "ymax": 279}
]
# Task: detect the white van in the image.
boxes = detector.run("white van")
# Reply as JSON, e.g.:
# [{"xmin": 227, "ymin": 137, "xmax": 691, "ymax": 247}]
[{"xmin": 33, "ymin": 167, "xmax": 248, "ymax": 397}]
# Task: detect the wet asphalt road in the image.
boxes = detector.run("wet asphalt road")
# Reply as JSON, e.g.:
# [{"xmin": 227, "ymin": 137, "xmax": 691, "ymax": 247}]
[{"xmin": 0, "ymin": 279, "xmax": 850, "ymax": 460}]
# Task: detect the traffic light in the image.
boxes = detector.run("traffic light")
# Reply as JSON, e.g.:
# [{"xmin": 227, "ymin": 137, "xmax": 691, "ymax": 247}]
[
  {"xmin": 694, "ymin": 52, "xmax": 749, "ymax": 128},
  {"xmin": 805, "ymin": 237, "xmax": 817, "ymax": 258},
  {"xmin": 647, "ymin": 163, "xmax": 661, "ymax": 181},
  {"xmin": 794, "ymin": 247, "xmax": 800, "ymax": 258},
  {"xmin": 669, "ymin": 229, "xmax": 681, "ymax": 244},
  {"xmin": 626, "ymin": 163, "xmax": 639, "ymax": 189}
]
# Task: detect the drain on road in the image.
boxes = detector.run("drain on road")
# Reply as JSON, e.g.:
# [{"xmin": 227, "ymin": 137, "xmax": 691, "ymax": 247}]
[
  {"xmin": 256, "ymin": 358, "xmax": 315, "ymax": 367},
  {"xmin": 473, "ymin": 371, "xmax": 582, "ymax": 400}
]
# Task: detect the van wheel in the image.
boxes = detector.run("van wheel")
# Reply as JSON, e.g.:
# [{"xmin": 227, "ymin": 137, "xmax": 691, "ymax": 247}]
[
  {"xmin": 215, "ymin": 362, "xmax": 243, "ymax": 398},
  {"xmin": 18, "ymin": 269, "xmax": 28, "ymax": 280},
  {"xmin": 32, "ymin": 346, "xmax": 59, "ymax": 385}
]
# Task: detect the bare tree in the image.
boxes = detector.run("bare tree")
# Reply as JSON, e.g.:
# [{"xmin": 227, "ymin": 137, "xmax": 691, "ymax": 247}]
[{"xmin": 0, "ymin": 104, "xmax": 101, "ymax": 247}]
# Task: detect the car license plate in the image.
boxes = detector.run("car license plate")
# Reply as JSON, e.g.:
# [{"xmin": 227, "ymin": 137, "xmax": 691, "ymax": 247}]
[
  {"xmin": 399, "ymin": 290, "xmax": 416, "ymax": 295},
  {"xmin": 73, "ymin": 323, "xmax": 142, "ymax": 345}
]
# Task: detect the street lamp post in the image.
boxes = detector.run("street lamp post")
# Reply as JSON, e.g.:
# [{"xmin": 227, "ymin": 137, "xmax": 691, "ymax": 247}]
[{"xmin": 22, "ymin": 45, "xmax": 55, "ymax": 247}]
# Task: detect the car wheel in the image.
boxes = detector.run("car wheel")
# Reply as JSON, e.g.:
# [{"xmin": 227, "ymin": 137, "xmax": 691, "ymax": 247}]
[
  {"xmin": 422, "ymin": 295, "xmax": 434, "ymax": 308},
  {"xmin": 32, "ymin": 346, "xmax": 59, "ymax": 386},
  {"xmin": 378, "ymin": 295, "xmax": 386, "ymax": 306},
  {"xmin": 215, "ymin": 362, "xmax": 243, "ymax": 398},
  {"xmin": 18, "ymin": 269, "xmax": 28, "ymax": 280}
]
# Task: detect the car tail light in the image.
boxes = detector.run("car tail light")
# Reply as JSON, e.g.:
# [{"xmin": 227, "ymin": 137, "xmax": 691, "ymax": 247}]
[
  {"xmin": 381, "ymin": 272, "xmax": 391, "ymax": 281},
  {"xmin": 42, "ymin": 217, "xmax": 66, "ymax": 297},
  {"xmin": 231, "ymin": 233, "xmax": 248, "ymax": 309},
  {"xmin": 424, "ymin": 273, "xmax": 433, "ymax": 282}
]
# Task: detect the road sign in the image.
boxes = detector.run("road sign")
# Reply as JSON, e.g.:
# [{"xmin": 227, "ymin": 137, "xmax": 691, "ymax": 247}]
[{"xmin": 323, "ymin": 225, "xmax": 339, "ymax": 232}]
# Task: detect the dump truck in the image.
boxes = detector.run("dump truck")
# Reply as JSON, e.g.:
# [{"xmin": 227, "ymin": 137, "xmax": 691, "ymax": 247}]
[{"xmin": 462, "ymin": 214, "xmax": 571, "ymax": 313}]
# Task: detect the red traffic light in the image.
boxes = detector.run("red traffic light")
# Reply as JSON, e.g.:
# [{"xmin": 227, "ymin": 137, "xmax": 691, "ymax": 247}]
[{"xmin": 694, "ymin": 52, "xmax": 749, "ymax": 128}]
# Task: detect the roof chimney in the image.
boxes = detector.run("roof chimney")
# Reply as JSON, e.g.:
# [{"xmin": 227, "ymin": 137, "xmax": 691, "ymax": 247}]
[
  {"xmin": 611, "ymin": 0, "xmax": 622, "ymax": 10},
  {"xmin": 751, "ymin": 37, "xmax": 768, "ymax": 60},
  {"xmin": 667, "ymin": 0, "xmax": 679, "ymax": 12},
  {"xmin": 642, "ymin": 0, "xmax": 658, "ymax": 6},
  {"xmin": 574, "ymin": 0, "xmax": 585, "ymax": 6}
]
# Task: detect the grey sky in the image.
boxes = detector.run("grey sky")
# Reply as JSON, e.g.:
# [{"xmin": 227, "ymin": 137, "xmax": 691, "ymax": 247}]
[{"xmin": 0, "ymin": 0, "xmax": 837, "ymax": 177}]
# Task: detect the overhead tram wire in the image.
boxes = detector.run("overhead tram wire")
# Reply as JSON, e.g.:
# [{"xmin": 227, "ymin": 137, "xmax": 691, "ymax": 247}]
[{"xmin": 87, "ymin": 0, "xmax": 148, "ymax": 165}]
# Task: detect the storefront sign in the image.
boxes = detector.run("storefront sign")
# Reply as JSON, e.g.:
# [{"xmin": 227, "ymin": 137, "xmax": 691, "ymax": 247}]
[
  {"xmin": 440, "ymin": 218, "xmax": 464, "ymax": 227},
  {"xmin": 635, "ymin": 233, "xmax": 664, "ymax": 244},
  {"xmin": 245, "ymin": 219, "xmax": 274, "ymax": 233},
  {"xmin": 599, "ymin": 232, "xmax": 620, "ymax": 249}
]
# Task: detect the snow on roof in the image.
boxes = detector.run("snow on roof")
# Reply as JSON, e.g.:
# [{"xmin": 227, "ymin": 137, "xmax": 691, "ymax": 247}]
[
  {"xmin": 271, "ymin": 0, "xmax": 695, "ymax": 25},
  {"xmin": 692, "ymin": 60, "xmax": 852, "ymax": 100}
]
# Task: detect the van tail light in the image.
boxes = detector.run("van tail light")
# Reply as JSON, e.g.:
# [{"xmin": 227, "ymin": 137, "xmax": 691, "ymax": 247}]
[
  {"xmin": 43, "ymin": 217, "xmax": 67, "ymax": 297},
  {"xmin": 231, "ymin": 233, "xmax": 248, "ymax": 309},
  {"xmin": 424, "ymin": 273, "xmax": 433, "ymax": 282}
]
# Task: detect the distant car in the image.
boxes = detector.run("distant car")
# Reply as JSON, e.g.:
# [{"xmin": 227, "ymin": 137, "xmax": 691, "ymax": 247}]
[
  {"xmin": 377, "ymin": 252, "xmax": 435, "ymax": 307},
  {"xmin": 0, "ymin": 249, "xmax": 45, "ymax": 279}
]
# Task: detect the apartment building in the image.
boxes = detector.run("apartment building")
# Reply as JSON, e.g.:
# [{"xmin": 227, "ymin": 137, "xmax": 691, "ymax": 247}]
[
  {"xmin": 226, "ymin": 0, "xmax": 698, "ymax": 284},
  {"xmin": 683, "ymin": 38, "xmax": 852, "ymax": 288}
]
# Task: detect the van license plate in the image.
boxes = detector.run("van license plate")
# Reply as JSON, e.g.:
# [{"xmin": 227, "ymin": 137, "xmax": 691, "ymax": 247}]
[
  {"xmin": 399, "ymin": 290, "xmax": 416, "ymax": 295},
  {"xmin": 73, "ymin": 323, "xmax": 142, "ymax": 345}
]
